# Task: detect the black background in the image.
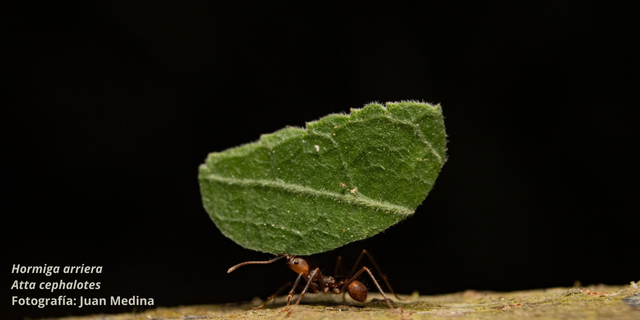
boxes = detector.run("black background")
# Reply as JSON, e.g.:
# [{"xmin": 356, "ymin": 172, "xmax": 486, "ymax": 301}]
[{"xmin": 3, "ymin": 2, "xmax": 639, "ymax": 319}]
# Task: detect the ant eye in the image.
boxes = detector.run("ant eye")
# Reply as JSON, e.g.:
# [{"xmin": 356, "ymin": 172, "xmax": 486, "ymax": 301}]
[{"xmin": 294, "ymin": 260, "xmax": 299, "ymax": 265}]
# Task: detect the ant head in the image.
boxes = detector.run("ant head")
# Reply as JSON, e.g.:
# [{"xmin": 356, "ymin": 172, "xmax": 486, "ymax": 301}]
[{"xmin": 284, "ymin": 255, "xmax": 309, "ymax": 275}]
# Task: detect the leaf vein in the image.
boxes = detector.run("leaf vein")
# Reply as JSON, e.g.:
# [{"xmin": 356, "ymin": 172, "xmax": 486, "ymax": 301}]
[{"xmin": 203, "ymin": 173, "xmax": 414, "ymax": 215}]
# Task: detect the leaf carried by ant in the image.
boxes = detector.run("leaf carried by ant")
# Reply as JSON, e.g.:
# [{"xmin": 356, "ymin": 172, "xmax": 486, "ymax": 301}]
[{"xmin": 198, "ymin": 101, "xmax": 447, "ymax": 255}]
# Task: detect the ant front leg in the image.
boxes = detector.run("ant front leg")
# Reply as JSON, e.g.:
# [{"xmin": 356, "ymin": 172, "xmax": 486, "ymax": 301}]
[
  {"xmin": 283, "ymin": 268, "xmax": 319, "ymax": 314},
  {"xmin": 347, "ymin": 267, "xmax": 406, "ymax": 315},
  {"xmin": 346, "ymin": 250, "xmax": 404, "ymax": 300},
  {"xmin": 253, "ymin": 281, "xmax": 302, "ymax": 310},
  {"xmin": 282, "ymin": 271, "xmax": 305, "ymax": 311}
]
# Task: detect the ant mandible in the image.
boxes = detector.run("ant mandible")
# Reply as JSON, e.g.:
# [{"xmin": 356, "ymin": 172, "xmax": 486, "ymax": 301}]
[{"xmin": 228, "ymin": 250, "xmax": 406, "ymax": 315}]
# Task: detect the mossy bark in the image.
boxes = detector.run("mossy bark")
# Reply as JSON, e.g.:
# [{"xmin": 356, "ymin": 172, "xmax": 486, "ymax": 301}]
[{"xmin": 44, "ymin": 284, "xmax": 639, "ymax": 320}]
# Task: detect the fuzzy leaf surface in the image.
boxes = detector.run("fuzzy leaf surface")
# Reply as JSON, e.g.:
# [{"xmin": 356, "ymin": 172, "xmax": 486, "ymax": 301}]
[{"xmin": 198, "ymin": 101, "xmax": 446, "ymax": 255}]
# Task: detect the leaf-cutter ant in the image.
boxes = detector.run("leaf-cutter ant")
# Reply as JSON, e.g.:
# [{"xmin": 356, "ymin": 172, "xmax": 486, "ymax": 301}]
[{"xmin": 228, "ymin": 250, "xmax": 406, "ymax": 315}]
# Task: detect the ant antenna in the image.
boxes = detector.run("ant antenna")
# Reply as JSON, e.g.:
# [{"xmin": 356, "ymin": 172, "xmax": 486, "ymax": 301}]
[{"xmin": 227, "ymin": 255, "xmax": 286, "ymax": 273}]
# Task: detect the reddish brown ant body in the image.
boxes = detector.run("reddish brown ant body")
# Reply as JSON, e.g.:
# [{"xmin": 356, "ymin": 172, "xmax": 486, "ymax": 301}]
[{"xmin": 228, "ymin": 250, "xmax": 406, "ymax": 314}]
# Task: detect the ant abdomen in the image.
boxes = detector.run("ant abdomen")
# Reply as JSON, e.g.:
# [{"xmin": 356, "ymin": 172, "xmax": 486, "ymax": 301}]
[{"xmin": 347, "ymin": 280, "xmax": 367, "ymax": 302}]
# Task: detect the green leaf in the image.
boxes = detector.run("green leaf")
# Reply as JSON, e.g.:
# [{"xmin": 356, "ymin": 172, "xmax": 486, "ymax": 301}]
[{"xmin": 198, "ymin": 101, "xmax": 447, "ymax": 255}]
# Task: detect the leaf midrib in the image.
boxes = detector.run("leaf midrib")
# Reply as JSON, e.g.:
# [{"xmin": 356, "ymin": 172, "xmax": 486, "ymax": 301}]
[{"xmin": 202, "ymin": 173, "xmax": 414, "ymax": 215}]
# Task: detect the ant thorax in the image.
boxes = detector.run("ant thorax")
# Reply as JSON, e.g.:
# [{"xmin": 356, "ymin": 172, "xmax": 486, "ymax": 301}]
[{"xmin": 318, "ymin": 275, "xmax": 340, "ymax": 294}]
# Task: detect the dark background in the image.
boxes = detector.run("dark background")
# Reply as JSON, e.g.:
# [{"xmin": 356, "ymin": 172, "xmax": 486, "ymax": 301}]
[{"xmin": 3, "ymin": 2, "xmax": 639, "ymax": 319}]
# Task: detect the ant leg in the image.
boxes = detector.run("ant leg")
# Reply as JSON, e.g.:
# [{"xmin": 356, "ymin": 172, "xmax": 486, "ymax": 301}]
[
  {"xmin": 284, "ymin": 268, "xmax": 319, "ymax": 314},
  {"xmin": 252, "ymin": 281, "xmax": 292, "ymax": 310},
  {"xmin": 346, "ymin": 267, "xmax": 406, "ymax": 315},
  {"xmin": 334, "ymin": 255, "xmax": 345, "ymax": 280},
  {"xmin": 334, "ymin": 256, "xmax": 348, "ymax": 304},
  {"xmin": 346, "ymin": 250, "xmax": 404, "ymax": 300},
  {"xmin": 282, "ymin": 272, "xmax": 305, "ymax": 310}
]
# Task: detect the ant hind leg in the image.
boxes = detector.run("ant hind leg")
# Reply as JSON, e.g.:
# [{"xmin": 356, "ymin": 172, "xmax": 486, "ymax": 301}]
[
  {"xmin": 346, "ymin": 250, "xmax": 405, "ymax": 301},
  {"xmin": 346, "ymin": 267, "xmax": 407, "ymax": 315}
]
